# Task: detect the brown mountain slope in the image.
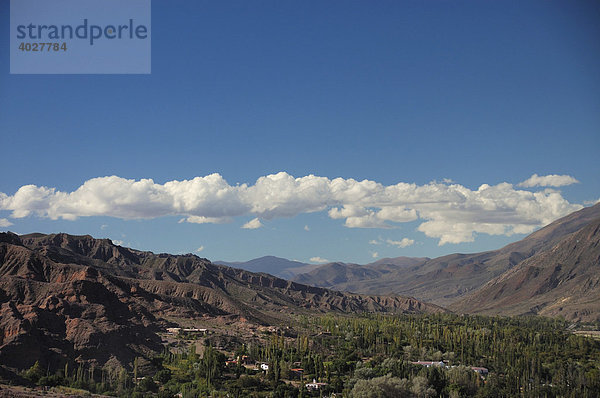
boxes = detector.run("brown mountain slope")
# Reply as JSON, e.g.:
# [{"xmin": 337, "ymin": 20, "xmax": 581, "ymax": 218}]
[
  {"xmin": 450, "ymin": 219, "xmax": 600, "ymax": 322},
  {"xmin": 0, "ymin": 232, "xmax": 445, "ymax": 374},
  {"xmin": 293, "ymin": 203, "xmax": 600, "ymax": 306}
]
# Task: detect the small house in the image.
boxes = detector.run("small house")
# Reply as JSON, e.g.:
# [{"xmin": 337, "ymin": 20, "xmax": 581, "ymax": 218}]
[
  {"xmin": 306, "ymin": 379, "xmax": 328, "ymax": 391},
  {"xmin": 411, "ymin": 361, "xmax": 446, "ymax": 368},
  {"xmin": 182, "ymin": 328, "xmax": 208, "ymax": 335},
  {"xmin": 290, "ymin": 368, "xmax": 304, "ymax": 379}
]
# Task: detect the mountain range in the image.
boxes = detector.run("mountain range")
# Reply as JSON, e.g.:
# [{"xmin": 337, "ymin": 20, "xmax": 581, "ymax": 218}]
[
  {"xmin": 233, "ymin": 204, "xmax": 600, "ymax": 321},
  {"xmin": 0, "ymin": 232, "xmax": 443, "ymax": 376}
]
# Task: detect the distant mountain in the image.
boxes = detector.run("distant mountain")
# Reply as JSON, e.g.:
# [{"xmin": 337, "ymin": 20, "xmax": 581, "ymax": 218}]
[
  {"xmin": 215, "ymin": 255, "xmax": 320, "ymax": 279},
  {"xmin": 451, "ymin": 218, "xmax": 600, "ymax": 322},
  {"xmin": 0, "ymin": 232, "xmax": 445, "ymax": 376},
  {"xmin": 293, "ymin": 204, "xmax": 600, "ymax": 307},
  {"xmin": 293, "ymin": 257, "xmax": 428, "ymax": 291}
]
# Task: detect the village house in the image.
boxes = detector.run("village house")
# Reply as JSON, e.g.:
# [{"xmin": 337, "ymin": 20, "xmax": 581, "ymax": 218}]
[
  {"xmin": 165, "ymin": 327, "xmax": 208, "ymax": 336},
  {"xmin": 289, "ymin": 368, "xmax": 304, "ymax": 380},
  {"xmin": 411, "ymin": 361, "xmax": 447, "ymax": 368},
  {"xmin": 227, "ymin": 355, "xmax": 255, "ymax": 367},
  {"xmin": 305, "ymin": 379, "xmax": 328, "ymax": 392},
  {"xmin": 412, "ymin": 361, "xmax": 489, "ymax": 377},
  {"xmin": 240, "ymin": 355, "xmax": 253, "ymax": 365},
  {"xmin": 182, "ymin": 328, "xmax": 208, "ymax": 334}
]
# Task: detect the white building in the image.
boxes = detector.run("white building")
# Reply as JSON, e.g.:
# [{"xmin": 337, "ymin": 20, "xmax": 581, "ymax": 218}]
[{"xmin": 306, "ymin": 379, "xmax": 328, "ymax": 391}]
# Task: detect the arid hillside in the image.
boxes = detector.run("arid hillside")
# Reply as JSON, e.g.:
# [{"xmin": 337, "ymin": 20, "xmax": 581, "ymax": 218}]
[
  {"xmin": 293, "ymin": 204, "xmax": 600, "ymax": 307},
  {"xmin": 0, "ymin": 232, "xmax": 444, "ymax": 375},
  {"xmin": 451, "ymin": 218, "xmax": 600, "ymax": 322}
]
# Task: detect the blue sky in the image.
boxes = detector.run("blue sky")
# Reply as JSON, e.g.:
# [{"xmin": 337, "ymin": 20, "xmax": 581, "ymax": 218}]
[{"xmin": 1, "ymin": 1, "xmax": 599, "ymax": 264}]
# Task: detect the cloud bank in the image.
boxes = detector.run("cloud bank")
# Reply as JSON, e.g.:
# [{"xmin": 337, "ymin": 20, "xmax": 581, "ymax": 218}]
[{"xmin": 0, "ymin": 172, "xmax": 583, "ymax": 245}]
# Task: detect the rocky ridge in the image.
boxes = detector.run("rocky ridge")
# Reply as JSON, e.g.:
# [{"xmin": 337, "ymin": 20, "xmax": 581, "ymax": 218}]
[{"xmin": 0, "ymin": 232, "xmax": 445, "ymax": 375}]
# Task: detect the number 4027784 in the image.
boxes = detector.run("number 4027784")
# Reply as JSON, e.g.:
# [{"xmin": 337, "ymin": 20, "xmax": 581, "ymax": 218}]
[{"xmin": 18, "ymin": 42, "xmax": 67, "ymax": 52}]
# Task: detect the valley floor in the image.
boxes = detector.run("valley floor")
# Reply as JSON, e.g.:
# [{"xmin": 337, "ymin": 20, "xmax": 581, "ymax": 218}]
[{"xmin": 9, "ymin": 313, "xmax": 600, "ymax": 397}]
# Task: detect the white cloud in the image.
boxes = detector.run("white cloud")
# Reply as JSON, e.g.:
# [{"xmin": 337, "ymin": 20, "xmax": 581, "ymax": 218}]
[
  {"xmin": 370, "ymin": 236, "xmax": 416, "ymax": 248},
  {"xmin": 518, "ymin": 174, "xmax": 579, "ymax": 188},
  {"xmin": 112, "ymin": 239, "xmax": 124, "ymax": 246},
  {"xmin": 100, "ymin": 224, "xmax": 108, "ymax": 230},
  {"xmin": 0, "ymin": 172, "xmax": 583, "ymax": 245},
  {"xmin": 304, "ymin": 225, "xmax": 310, "ymax": 231},
  {"xmin": 310, "ymin": 256, "xmax": 329, "ymax": 263},
  {"xmin": 371, "ymin": 251, "xmax": 379, "ymax": 258},
  {"xmin": 241, "ymin": 218, "xmax": 263, "ymax": 229},
  {"xmin": 0, "ymin": 218, "xmax": 13, "ymax": 227},
  {"xmin": 196, "ymin": 246, "xmax": 204, "ymax": 252},
  {"xmin": 387, "ymin": 238, "xmax": 415, "ymax": 248},
  {"xmin": 183, "ymin": 216, "xmax": 231, "ymax": 224},
  {"xmin": 329, "ymin": 205, "xmax": 398, "ymax": 228}
]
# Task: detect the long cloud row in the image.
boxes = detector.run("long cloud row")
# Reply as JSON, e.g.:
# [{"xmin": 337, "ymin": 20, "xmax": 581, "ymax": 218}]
[{"xmin": 0, "ymin": 172, "xmax": 582, "ymax": 245}]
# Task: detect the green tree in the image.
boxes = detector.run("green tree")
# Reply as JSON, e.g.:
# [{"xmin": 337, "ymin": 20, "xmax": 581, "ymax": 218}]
[
  {"xmin": 351, "ymin": 374, "xmax": 412, "ymax": 398},
  {"xmin": 23, "ymin": 361, "xmax": 44, "ymax": 384},
  {"xmin": 411, "ymin": 376, "xmax": 436, "ymax": 398}
]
